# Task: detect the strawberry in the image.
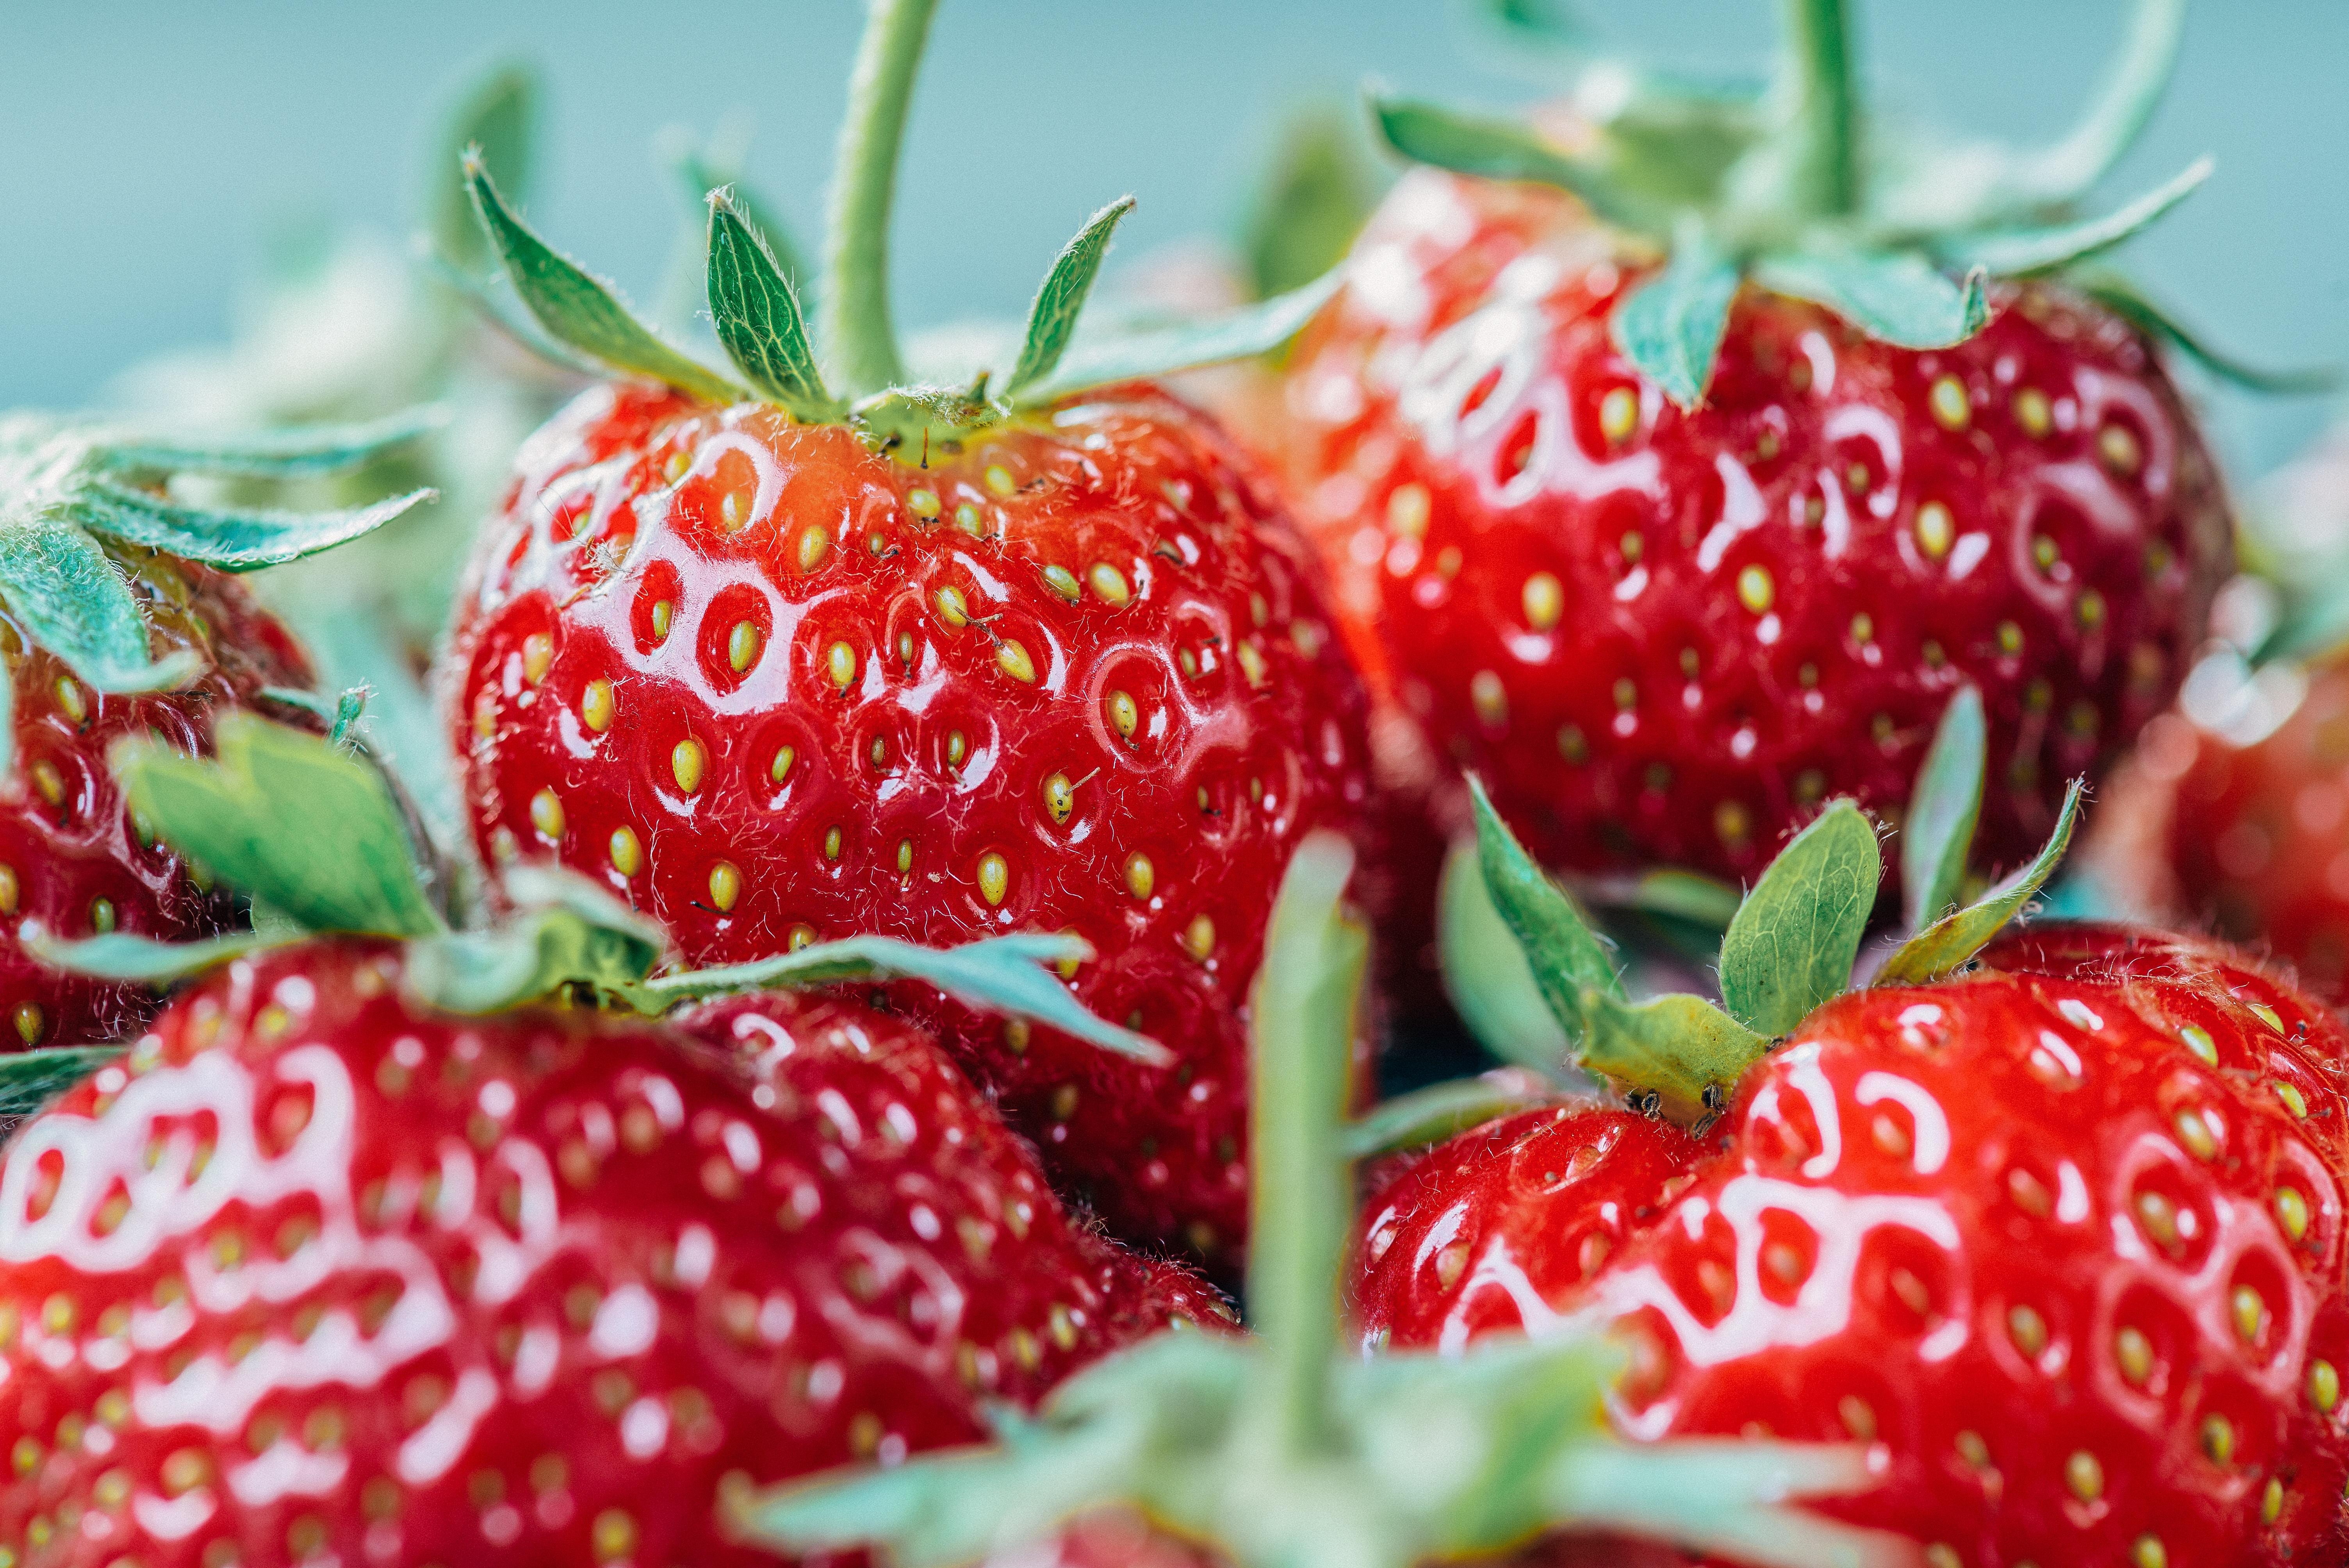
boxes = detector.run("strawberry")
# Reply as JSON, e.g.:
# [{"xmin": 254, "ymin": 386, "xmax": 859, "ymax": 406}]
[
  {"xmin": 1342, "ymin": 687, "xmax": 2349, "ymax": 1563},
  {"xmin": 0, "ymin": 713, "xmax": 1221, "ymax": 1567},
  {"xmin": 1273, "ymin": 1, "xmax": 2247, "ymax": 903},
  {"xmin": 0, "ymin": 411, "xmax": 434, "ymax": 1051},
  {"xmin": 436, "ymin": 1, "xmax": 1365, "ymax": 1265}
]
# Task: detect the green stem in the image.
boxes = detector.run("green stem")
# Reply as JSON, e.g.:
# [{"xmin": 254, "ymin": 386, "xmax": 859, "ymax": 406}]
[
  {"xmin": 820, "ymin": 0, "xmax": 937, "ymax": 395},
  {"xmin": 1780, "ymin": 0, "xmax": 1858, "ymax": 216},
  {"xmin": 1244, "ymin": 833, "xmax": 1367, "ymax": 1456}
]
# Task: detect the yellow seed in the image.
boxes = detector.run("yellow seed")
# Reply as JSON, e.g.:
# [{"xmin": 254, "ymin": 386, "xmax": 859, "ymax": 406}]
[
  {"xmin": 2130, "ymin": 1536, "xmax": 2167, "ymax": 1568},
  {"xmin": 1522, "ymin": 571, "xmax": 1563, "ymax": 631},
  {"xmin": 1928, "ymin": 374, "xmax": 1970, "ymax": 431},
  {"xmin": 728, "ymin": 621, "xmax": 762, "ymax": 673},
  {"xmin": 1107, "ymin": 691, "xmax": 1139, "ymax": 741},
  {"xmin": 1851, "ymin": 611, "xmax": 1875, "ymax": 644},
  {"xmin": 2263, "ymin": 1478, "xmax": 2284, "ymax": 1523},
  {"xmin": 30, "ymin": 761, "xmax": 64, "ymax": 807},
  {"xmin": 1470, "ymin": 670, "xmax": 1508, "ymax": 726},
  {"xmin": 592, "ymin": 1507, "xmax": 638, "ymax": 1565},
  {"xmin": 1042, "ymin": 565, "xmax": 1080, "ymax": 602},
  {"xmin": 651, "ymin": 600, "xmax": 675, "ymax": 643},
  {"xmin": 609, "ymin": 827, "xmax": 642, "ymax": 878},
  {"xmin": 996, "ymin": 640, "xmax": 1037, "ymax": 684},
  {"xmin": 89, "ymin": 897, "xmax": 115, "ymax": 935},
  {"xmin": 522, "ymin": 633, "xmax": 554, "ymax": 685},
  {"xmin": 1124, "ymin": 853, "xmax": 1155, "ymax": 901},
  {"xmin": 1598, "ymin": 386, "xmax": 1639, "ymax": 445},
  {"xmin": 664, "ymin": 449, "xmax": 692, "ymax": 483},
  {"xmin": 770, "ymin": 745, "xmax": 796, "ymax": 785},
  {"xmin": 1388, "ymin": 482, "xmax": 1431, "ymax": 538},
  {"xmin": 2173, "ymin": 1108, "xmax": 2217, "ymax": 1161},
  {"xmin": 0, "ymin": 864, "xmax": 16, "ymax": 917},
  {"xmin": 2276, "ymin": 1186, "xmax": 2310, "ymax": 1242},
  {"xmin": 720, "ymin": 490, "xmax": 749, "ymax": 531},
  {"xmin": 2232, "ymin": 1284, "xmax": 2267, "ymax": 1342},
  {"xmin": 2115, "ymin": 1325, "xmax": 2153, "ymax": 1386},
  {"xmin": 2007, "ymin": 1304, "xmax": 2047, "ymax": 1359},
  {"xmin": 581, "ymin": 679, "xmax": 615, "ymax": 733},
  {"xmin": 2179, "ymin": 1023, "xmax": 2217, "ymax": 1066},
  {"xmin": 1953, "ymin": 1430, "xmax": 1990, "ymax": 1470},
  {"xmin": 672, "ymin": 738, "xmax": 707, "ymax": 794},
  {"xmin": 1182, "ymin": 914, "xmax": 1215, "ymax": 960},
  {"xmin": 896, "ymin": 839, "xmax": 913, "ymax": 874},
  {"xmin": 2311, "ymin": 1358, "xmax": 2340, "ymax": 1413},
  {"xmin": 2137, "ymin": 1190, "xmax": 2180, "ymax": 1249},
  {"xmin": 14, "ymin": 1003, "xmax": 45, "ymax": 1046},
  {"xmin": 935, "ymin": 586, "xmax": 971, "ymax": 627},
  {"xmin": 529, "ymin": 788, "xmax": 565, "ymax": 842},
  {"xmin": 708, "ymin": 862, "xmax": 741, "ymax": 913},
  {"xmin": 1735, "ymin": 564, "xmax": 1774, "ymax": 614},
  {"xmin": 2277, "ymin": 1080, "xmax": 2310, "ymax": 1119},
  {"xmin": 985, "ymin": 465, "xmax": 1016, "ymax": 497},
  {"xmin": 2013, "ymin": 387, "xmax": 2053, "ymax": 437},
  {"xmin": 2076, "ymin": 588, "xmax": 2107, "ymax": 629},
  {"xmin": 953, "ymin": 502, "xmax": 984, "ymax": 535},
  {"xmin": 2251, "ymin": 1001, "xmax": 2287, "ymax": 1033},
  {"xmin": 792, "ymin": 522, "xmax": 830, "ymax": 570},
  {"xmin": 1997, "ymin": 621, "xmax": 2023, "ymax": 654},
  {"xmin": 977, "ymin": 853, "xmax": 1010, "ymax": 907},
  {"xmin": 1043, "ymin": 773, "xmax": 1075, "ymax": 825},
  {"xmin": 1236, "ymin": 639, "xmax": 1269, "ymax": 687},
  {"xmin": 1087, "ymin": 563, "xmax": 1132, "ymax": 606},
  {"xmin": 2201, "ymin": 1413, "xmax": 2236, "ymax": 1463},
  {"xmin": 827, "ymin": 641, "xmax": 858, "ymax": 691},
  {"xmin": 2098, "ymin": 423, "xmax": 2143, "ymax": 477},
  {"xmin": 2065, "ymin": 1449, "xmax": 2103, "ymax": 1502},
  {"xmin": 945, "ymin": 731, "xmax": 968, "ymax": 768},
  {"xmin": 907, "ymin": 488, "xmax": 941, "ymax": 518},
  {"xmin": 823, "ymin": 827, "xmax": 843, "ymax": 861},
  {"xmin": 1914, "ymin": 501, "xmax": 1955, "ymax": 560},
  {"xmin": 1619, "ymin": 528, "xmax": 1644, "ymax": 564}
]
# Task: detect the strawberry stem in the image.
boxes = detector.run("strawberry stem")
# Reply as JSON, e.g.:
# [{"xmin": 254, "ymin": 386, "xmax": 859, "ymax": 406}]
[
  {"xmin": 821, "ymin": 0, "xmax": 937, "ymax": 396},
  {"xmin": 1781, "ymin": 0, "xmax": 1858, "ymax": 216}
]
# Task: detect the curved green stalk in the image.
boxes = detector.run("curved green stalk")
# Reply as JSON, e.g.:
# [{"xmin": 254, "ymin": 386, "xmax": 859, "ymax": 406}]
[
  {"xmin": 821, "ymin": 0, "xmax": 939, "ymax": 395},
  {"xmin": 1780, "ymin": 0, "xmax": 1857, "ymax": 216}
]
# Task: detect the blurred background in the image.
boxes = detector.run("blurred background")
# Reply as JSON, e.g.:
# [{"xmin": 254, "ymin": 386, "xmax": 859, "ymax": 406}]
[{"xmin": 2, "ymin": 0, "xmax": 2343, "ymax": 479}]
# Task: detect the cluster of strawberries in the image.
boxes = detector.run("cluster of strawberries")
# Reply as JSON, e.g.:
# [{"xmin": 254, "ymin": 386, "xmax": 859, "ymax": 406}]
[{"xmin": 2, "ymin": 2, "xmax": 2346, "ymax": 1566}]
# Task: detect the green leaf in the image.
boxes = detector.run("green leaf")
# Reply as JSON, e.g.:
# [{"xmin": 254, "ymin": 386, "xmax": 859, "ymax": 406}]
[
  {"xmin": 1370, "ymin": 97, "xmax": 1654, "ymax": 232},
  {"xmin": 1751, "ymin": 249, "xmax": 1987, "ymax": 348},
  {"xmin": 1717, "ymin": 799, "xmax": 1879, "ymax": 1036},
  {"xmin": 2072, "ymin": 267, "xmax": 2339, "ymax": 396},
  {"xmin": 1004, "ymin": 198, "xmax": 1135, "ymax": 398},
  {"xmin": 1877, "ymin": 780, "xmax": 2083, "ymax": 985},
  {"xmin": 1340, "ymin": 1073, "xmax": 1556, "ymax": 1159},
  {"xmin": 1467, "ymin": 776, "xmax": 1622, "ymax": 1053},
  {"xmin": 1579, "ymin": 989, "xmax": 1770, "ymax": 1126},
  {"xmin": 1609, "ymin": 221, "xmax": 1741, "ymax": 408},
  {"xmin": 1024, "ymin": 270, "xmax": 1343, "ymax": 404},
  {"xmin": 25, "ymin": 930, "xmax": 291, "ymax": 987},
  {"xmin": 113, "ymin": 714, "xmax": 443, "ymax": 940},
  {"xmin": 706, "ymin": 189, "xmax": 843, "ymax": 422},
  {"xmin": 0, "ymin": 518, "xmax": 203, "ymax": 694},
  {"xmin": 1994, "ymin": 0, "xmax": 2185, "ymax": 212},
  {"xmin": 0, "ymin": 1047, "xmax": 123, "ymax": 1120},
  {"xmin": 465, "ymin": 155, "xmax": 744, "ymax": 405},
  {"xmin": 1943, "ymin": 158, "xmax": 2209, "ymax": 277},
  {"xmin": 404, "ymin": 906, "xmax": 665, "ymax": 1016},
  {"xmin": 1900, "ymin": 685, "xmax": 1985, "ymax": 934},
  {"xmin": 667, "ymin": 133, "xmax": 810, "ymax": 294},
  {"xmin": 66, "ymin": 485, "xmax": 433, "ymax": 573},
  {"xmin": 433, "ymin": 62, "xmax": 538, "ymax": 279},
  {"xmin": 86, "ymin": 406, "xmax": 451, "ymax": 478},
  {"xmin": 1436, "ymin": 838, "xmax": 1573, "ymax": 1074},
  {"xmin": 643, "ymin": 933, "xmax": 1170, "ymax": 1067},
  {"xmin": 1244, "ymin": 107, "xmax": 1378, "ymax": 302}
]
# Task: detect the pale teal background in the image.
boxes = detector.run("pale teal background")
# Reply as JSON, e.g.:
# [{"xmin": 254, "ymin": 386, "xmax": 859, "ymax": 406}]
[{"xmin": 2, "ymin": 2, "xmax": 2342, "ymax": 477}]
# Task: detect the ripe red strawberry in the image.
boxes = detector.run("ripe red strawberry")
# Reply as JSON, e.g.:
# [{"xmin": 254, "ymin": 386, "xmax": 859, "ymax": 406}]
[
  {"xmin": 1275, "ymin": 2, "xmax": 2246, "ymax": 900},
  {"xmin": 437, "ymin": 5, "xmax": 1366, "ymax": 1266},
  {"xmin": 0, "ymin": 937, "xmax": 1219, "ymax": 1568},
  {"xmin": 1358, "ymin": 922, "xmax": 2349, "ymax": 1565},
  {"xmin": 0, "ymin": 412, "xmax": 433, "ymax": 1051}
]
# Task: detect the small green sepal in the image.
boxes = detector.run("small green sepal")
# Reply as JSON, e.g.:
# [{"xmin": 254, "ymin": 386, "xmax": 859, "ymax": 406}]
[
  {"xmin": 0, "ymin": 519, "xmax": 204, "ymax": 696},
  {"xmin": 66, "ymin": 485, "xmax": 435, "ymax": 574},
  {"xmin": 1436, "ymin": 838, "xmax": 1572, "ymax": 1073},
  {"xmin": 0, "ymin": 1047, "xmax": 127, "ymax": 1123},
  {"xmin": 2073, "ymin": 268, "xmax": 2339, "ymax": 395},
  {"xmin": 87, "ymin": 405, "xmax": 451, "ymax": 478},
  {"xmin": 1750, "ymin": 251, "xmax": 1988, "ymax": 349},
  {"xmin": 1609, "ymin": 219, "xmax": 1741, "ymax": 409},
  {"xmin": 28, "ymin": 930, "xmax": 294, "ymax": 987},
  {"xmin": 1877, "ymin": 780, "xmax": 2083, "ymax": 985},
  {"xmin": 1467, "ymin": 775, "xmax": 1623, "ymax": 1052},
  {"xmin": 1023, "ymin": 269, "xmax": 1344, "ymax": 406},
  {"xmin": 1004, "ymin": 197, "xmax": 1136, "ymax": 398},
  {"xmin": 1369, "ymin": 96, "xmax": 1651, "ymax": 231},
  {"xmin": 1581, "ymin": 989, "xmax": 1771, "ymax": 1125},
  {"xmin": 465, "ymin": 154, "xmax": 745, "ymax": 405},
  {"xmin": 431, "ymin": 62, "xmax": 537, "ymax": 281},
  {"xmin": 1900, "ymin": 686, "xmax": 1986, "ymax": 934},
  {"xmin": 1717, "ymin": 799, "xmax": 1880, "ymax": 1037},
  {"xmin": 1339, "ymin": 1071, "xmax": 1558, "ymax": 1159},
  {"xmin": 1942, "ymin": 157, "xmax": 2210, "ymax": 278},
  {"xmin": 706, "ymin": 188, "xmax": 845, "ymax": 422}
]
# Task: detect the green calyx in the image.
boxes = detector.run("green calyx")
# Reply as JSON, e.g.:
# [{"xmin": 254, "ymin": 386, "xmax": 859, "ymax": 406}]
[
  {"xmin": 1378, "ymin": 0, "xmax": 2321, "ymax": 403},
  {"xmin": 1453, "ymin": 685, "xmax": 2082, "ymax": 1126},
  {"xmin": 457, "ymin": 0, "xmax": 1342, "ymax": 458},
  {"xmin": 0, "ymin": 409, "xmax": 441, "ymax": 781},
  {"xmin": 732, "ymin": 832, "xmax": 1907, "ymax": 1568},
  {"xmin": 30, "ymin": 715, "xmax": 1167, "ymax": 1069}
]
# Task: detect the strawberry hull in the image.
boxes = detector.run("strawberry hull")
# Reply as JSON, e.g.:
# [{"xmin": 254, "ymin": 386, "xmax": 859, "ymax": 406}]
[
  {"xmin": 446, "ymin": 382, "xmax": 1375, "ymax": 1265},
  {"xmin": 0, "ymin": 940, "xmax": 1218, "ymax": 1567}
]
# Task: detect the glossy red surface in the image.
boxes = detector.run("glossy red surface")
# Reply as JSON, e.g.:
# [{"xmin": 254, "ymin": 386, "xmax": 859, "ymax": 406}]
[
  {"xmin": 1352, "ymin": 925, "xmax": 2349, "ymax": 1565},
  {"xmin": 443, "ymin": 383, "xmax": 1373, "ymax": 1264},
  {"xmin": 1279, "ymin": 169, "xmax": 2231, "ymax": 889},
  {"xmin": 0, "ymin": 551, "xmax": 312, "ymax": 1051},
  {"xmin": 0, "ymin": 941, "xmax": 1218, "ymax": 1567}
]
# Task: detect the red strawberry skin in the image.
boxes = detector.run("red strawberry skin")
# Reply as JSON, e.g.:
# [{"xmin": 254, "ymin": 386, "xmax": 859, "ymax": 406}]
[
  {"xmin": 443, "ymin": 383, "xmax": 1374, "ymax": 1263},
  {"xmin": 1278, "ymin": 170, "xmax": 2231, "ymax": 887},
  {"xmin": 2, "ymin": 550, "xmax": 313, "ymax": 1051},
  {"xmin": 0, "ymin": 940, "xmax": 1218, "ymax": 1568},
  {"xmin": 1353, "ymin": 925, "xmax": 2349, "ymax": 1566}
]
